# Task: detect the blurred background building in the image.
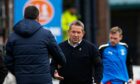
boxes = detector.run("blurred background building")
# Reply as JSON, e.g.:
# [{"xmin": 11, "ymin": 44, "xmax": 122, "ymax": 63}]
[{"xmin": 0, "ymin": 0, "xmax": 140, "ymax": 83}]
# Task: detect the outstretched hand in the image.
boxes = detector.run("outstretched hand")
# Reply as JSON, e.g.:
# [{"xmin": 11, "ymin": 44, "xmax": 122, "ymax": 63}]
[
  {"xmin": 54, "ymin": 70, "xmax": 64, "ymax": 80},
  {"xmin": 128, "ymin": 79, "xmax": 133, "ymax": 84}
]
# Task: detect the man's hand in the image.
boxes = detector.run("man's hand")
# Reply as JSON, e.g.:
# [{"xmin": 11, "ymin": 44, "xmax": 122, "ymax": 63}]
[
  {"xmin": 128, "ymin": 79, "xmax": 133, "ymax": 84},
  {"xmin": 54, "ymin": 70, "xmax": 64, "ymax": 80}
]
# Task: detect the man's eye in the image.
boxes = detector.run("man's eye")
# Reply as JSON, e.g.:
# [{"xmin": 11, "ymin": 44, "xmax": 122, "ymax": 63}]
[
  {"xmin": 72, "ymin": 31, "xmax": 76, "ymax": 33},
  {"xmin": 77, "ymin": 32, "xmax": 81, "ymax": 34}
]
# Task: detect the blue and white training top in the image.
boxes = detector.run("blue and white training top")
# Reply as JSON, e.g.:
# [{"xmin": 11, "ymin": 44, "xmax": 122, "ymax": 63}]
[{"xmin": 99, "ymin": 42, "xmax": 133, "ymax": 83}]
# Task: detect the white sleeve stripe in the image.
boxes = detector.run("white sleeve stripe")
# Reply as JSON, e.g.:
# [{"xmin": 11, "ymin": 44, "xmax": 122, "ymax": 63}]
[
  {"xmin": 119, "ymin": 42, "xmax": 128, "ymax": 48},
  {"xmin": 99, "ymin": 44, "xmax": 109, "ymax": 50}
]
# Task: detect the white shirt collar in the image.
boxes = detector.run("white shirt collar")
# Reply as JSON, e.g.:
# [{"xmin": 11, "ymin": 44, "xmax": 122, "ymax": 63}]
[{"xmin": 68, "ymin": 39, "xmax": 82, "ymax": 48}]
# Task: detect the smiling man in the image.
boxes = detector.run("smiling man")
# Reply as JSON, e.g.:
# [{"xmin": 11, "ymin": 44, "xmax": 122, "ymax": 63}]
[{"xmin": 51, "ymin": 20, "xmax": 103, "ymax": 84}]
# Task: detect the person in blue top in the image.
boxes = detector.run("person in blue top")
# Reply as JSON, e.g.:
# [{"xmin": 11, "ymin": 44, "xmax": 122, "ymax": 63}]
[{"xmin": 99, "ymin": 26, "xmax": 133, "ymax": 84}]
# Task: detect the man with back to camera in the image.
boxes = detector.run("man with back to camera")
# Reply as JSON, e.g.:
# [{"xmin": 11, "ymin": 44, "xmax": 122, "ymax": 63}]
[
  {"xmin": 99, "ymin": 27, "xmax": 133, "ymax": 84},
  {"xmin": 51, "ymin": 20, "xmax": 103, "ymax": 84},
  {"xmin": 4, "ymin": 6, "xmax": 66, "ymax": 84}
]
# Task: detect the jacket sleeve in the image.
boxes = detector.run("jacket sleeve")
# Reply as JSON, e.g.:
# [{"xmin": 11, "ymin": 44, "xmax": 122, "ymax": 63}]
[
  {"xmin": 92, "ymin": 46, "xmax": 103, "ymax": 84},
  {"xmin": 47, "ymin": 31, "xmax": 66, "ymax": 67},
  {"xmin": 50, "ymin": 59, "xmax": 57, "ymax": 77},
  {"xmin": 4, "ymin": 38, "xmax": 15, "ymax": 75},
  {"xmin": 0, "ymin": 50, "xmax": 8, "ymax": 83},
  {"xmin": 126, "ymin": 48, "xmax": 133, "ymax": 79}
]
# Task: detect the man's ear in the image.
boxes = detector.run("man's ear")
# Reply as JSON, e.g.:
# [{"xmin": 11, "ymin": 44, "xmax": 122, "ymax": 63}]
[
  {"xmin": 36, "ymin": 16, "xmax": 39, "ymax": 22},
  {"xmin": 67, "ymin": 29, "xmax": 70, "ymax": 34},
  {"xmin": 120, "ymin": 35, "xmax": 123, "ymax": 40}
]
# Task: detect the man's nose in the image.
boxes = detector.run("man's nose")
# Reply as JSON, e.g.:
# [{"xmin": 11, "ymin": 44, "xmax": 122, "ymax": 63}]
[
  {"xmin": 74, "ymin": 33, "xmax": 78, "ymax": 36},
  {"xmin": 110, "ymin": 39, "xmax": 115, "ymax": 42}
]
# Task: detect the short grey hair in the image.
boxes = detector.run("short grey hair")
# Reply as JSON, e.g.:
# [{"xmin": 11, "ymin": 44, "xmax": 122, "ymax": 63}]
[{"xmin": 69, "ymin": 20, "xmax": 84, "ymax": 31}]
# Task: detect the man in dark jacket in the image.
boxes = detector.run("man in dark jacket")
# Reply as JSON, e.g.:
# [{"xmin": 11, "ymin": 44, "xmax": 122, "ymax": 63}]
[
  {"xmin": 5, "ymin": 6, "xmax": 66, "ymax": 84},
  {"xmin": 0, "ymin": 49, "xmax": 8, "ymax": 84},
  {"xmin": 51, "ymin": 20, "xmax": 103, "ymax": 84}
]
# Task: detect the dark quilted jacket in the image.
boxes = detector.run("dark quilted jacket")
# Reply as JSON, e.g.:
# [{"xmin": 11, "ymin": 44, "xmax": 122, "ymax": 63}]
[{"xmin": 5, "ymin": 19, "xmax": 66, "ymax": 84}]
